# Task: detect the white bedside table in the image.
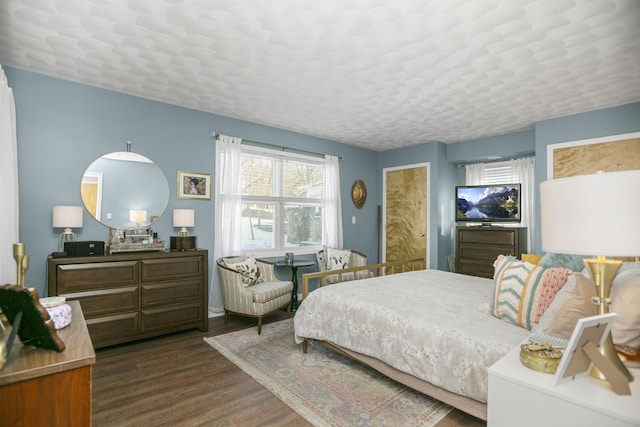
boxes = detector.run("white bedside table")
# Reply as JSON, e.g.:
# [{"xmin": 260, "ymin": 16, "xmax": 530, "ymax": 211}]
[{"xmin": 488, "ymin": 344, "xmax": 640, "ymax": 427}]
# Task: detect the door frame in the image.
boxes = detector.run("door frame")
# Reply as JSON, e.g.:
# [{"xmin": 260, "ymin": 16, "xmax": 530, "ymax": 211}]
[{"xmin": 382, "ymin": 162, "xmax": 430, "ymax": 268}]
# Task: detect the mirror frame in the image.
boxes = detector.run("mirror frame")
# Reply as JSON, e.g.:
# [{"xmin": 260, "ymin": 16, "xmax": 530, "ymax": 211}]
[{"xmin": 80, "ymin": 151, "xmax": 170, "ymax": 229}]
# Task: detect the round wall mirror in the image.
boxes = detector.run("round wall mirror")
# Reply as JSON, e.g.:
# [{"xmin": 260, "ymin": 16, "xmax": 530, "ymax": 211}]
[{"xmin": 80, "ymin": 151, "xmax": 170, "ymax": 229}]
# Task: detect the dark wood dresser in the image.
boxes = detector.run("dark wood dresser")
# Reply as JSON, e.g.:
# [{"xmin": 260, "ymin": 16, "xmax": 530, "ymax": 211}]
[
  {"xmin": 48, "ymin": 250, "xmax": 208, "ymax": 348},
  {"xmin": 456, "ymin": 227, "xmax": 527, "ymax": 278},
  {"xmin": 0, "ymin": 300, "xmax": 95, "ymax": 426}
]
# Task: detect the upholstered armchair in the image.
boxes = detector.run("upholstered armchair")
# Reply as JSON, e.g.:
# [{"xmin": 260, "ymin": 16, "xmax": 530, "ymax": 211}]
[
  {"xmin": 217, "ymin": 255, "xmax": 293, "ymax": 334},
  {"xmin": 316, "ymin": 248, "xmax": 371, "ymax": 284}
]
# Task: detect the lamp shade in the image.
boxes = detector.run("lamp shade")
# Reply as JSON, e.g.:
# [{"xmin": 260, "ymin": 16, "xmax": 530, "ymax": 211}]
[
  {"xmin": 173, "ymin": 209, "xmax": 195, "ymax": 227},
  {"xmin": 129, "ymin": 209, "xmax": 147, "ymax": 224},
  {"xmin": 540, "ymin": 170, "xmax": 640, "ymax": 257},
  {"xmin": 52, "ymin": 206, "xmax": 83, "ymax": 228}
]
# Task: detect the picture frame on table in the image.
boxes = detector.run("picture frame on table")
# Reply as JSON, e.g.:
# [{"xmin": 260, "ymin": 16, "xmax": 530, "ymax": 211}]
[
  {"xmin": 552, "ymin": 313, "xmax": 617, "ymax": 386},
  {"xmin": 177, "ymin": 171, "xmax": 211, "ymax": 200}
]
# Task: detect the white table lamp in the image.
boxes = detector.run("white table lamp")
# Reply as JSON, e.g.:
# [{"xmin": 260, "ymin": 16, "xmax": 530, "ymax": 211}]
[
  {"xmin": 540, "ymin": 169, "xmax": 640, "ymax": 383},
  {"xmin": 173, "ymin": 209, "xmax": 195, "ymax": 237},
  {"xmin": 53, "ymin": 206, "xmax": 83, "ymax": 251},
  {"xmin": 129, "ymin": 209, "xmax": 147, "ymax": 228}
]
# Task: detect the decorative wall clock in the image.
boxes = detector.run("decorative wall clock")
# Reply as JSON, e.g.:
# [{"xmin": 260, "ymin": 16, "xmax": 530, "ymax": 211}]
[{"xmin": 351, "ymin": 179, "xmax": 367, "ymax": 209}]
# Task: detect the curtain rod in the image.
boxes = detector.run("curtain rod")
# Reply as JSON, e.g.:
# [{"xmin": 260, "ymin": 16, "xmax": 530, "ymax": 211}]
[{"xmin": 211, "ymin": 132, "xmax": 342, "ymax": 160}]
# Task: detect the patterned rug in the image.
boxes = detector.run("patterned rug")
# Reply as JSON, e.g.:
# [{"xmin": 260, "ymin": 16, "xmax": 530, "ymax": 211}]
[{"xmin": 204, "ymin": 319, "xmax": 452, "ymax": 427}]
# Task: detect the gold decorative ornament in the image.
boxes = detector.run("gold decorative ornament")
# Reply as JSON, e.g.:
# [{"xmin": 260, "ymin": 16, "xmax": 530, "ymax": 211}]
[
  {"xmin": 519, "ymin": 342, "xmax": 563, "ymax": 374},
  {"xmin": 351, "ymin": 180, "xmax": 367, "ymax": 209},
  {"xmin": 13, "ymin": 243, "xmax": 29, "ymax": 289}
]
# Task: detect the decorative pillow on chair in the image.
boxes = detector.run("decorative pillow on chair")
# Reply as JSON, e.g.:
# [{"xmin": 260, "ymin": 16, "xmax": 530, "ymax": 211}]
[
  {"xmin": 492, "ymin": 255, "xmax": 571, "ymax": 330},
  {"xmin": 538, "ymin": 252, "xmax": 588, "ymax": 272},
  {"xmin": 224, "ymin": 255, "xmax": 264, "ymax": 287},
  {"xmin": 532, "ymin": 273, "xmax": 595, "ymax": 339},
  {"xmin": 325, "ymin": 247, "xmax": 352, "ymax": 270}
]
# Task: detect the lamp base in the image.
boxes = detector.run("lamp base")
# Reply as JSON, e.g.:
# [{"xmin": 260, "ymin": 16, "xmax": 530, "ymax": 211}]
[
  {"xmin": 170, "ymin": 236, "xmax": 196, "ymax": 251},
  {"xmin": 58, "ymin": 229, "xmax": 77, "ymax": 252},
  {"xmin": 584, "ymin": 257, "xmax": 634, "ymax": 382}
]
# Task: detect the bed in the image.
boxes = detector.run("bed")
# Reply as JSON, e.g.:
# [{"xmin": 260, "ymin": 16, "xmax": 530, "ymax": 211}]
[{"xmin": 293, "ymin": 267, "xmax": 531, "ymax": 420}]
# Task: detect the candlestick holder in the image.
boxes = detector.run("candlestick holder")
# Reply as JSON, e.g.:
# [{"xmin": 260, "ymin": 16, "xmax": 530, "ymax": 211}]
[{"xmin": 13, "ymin": 243, "xmax": 27, "ymax": 288}]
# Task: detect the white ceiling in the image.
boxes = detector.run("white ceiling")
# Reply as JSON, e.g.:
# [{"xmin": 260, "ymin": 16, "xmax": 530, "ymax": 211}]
[{"xmin": 1, "ymin": 0, "xmax": 639, "ymax": 151}]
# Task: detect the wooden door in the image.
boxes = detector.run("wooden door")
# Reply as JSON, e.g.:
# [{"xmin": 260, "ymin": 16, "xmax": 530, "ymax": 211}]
[
  {"xmin": 383, "ymin": 163, "xmax": 429, "ymax": 269},
  {"xmin": 81, "ymin": 183, "xmax": 98, "ymax": 218},
  {"xmin": 81, "ymin": 172, "xmax": 102, "ymax": 221}
]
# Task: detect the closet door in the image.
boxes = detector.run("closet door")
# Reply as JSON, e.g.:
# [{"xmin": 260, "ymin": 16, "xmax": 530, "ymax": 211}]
[{"xmin": 383, "ymin": 163, "xmax": 429, "ymax": 269}]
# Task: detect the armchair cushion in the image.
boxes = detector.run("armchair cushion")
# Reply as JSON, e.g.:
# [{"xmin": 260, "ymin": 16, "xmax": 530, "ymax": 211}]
[
  {"xmin": 224, "ymin": 255, "xmax": 264, "ymax": 287},
  {"xmin": 250, "ymin": 281, "xmax": 293, "ymax": 303}
]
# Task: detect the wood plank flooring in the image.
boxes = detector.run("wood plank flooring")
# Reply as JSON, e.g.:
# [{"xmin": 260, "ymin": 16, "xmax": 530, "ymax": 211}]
[{"xmin": 92, "ymin": 313, "xmax": 486, "ymax": 426}]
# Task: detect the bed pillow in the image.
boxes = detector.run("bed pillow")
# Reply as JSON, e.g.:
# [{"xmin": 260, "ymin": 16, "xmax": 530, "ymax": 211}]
[
  {"xmin": 532, "ymin": 273, "xmax": 595, "ymax": 339},
  {"xmin": 224, "ymin": 255, "xmax": 264, "ymax": 287},
  {"xmin": 326, "ymin": 247, "xmax": 352, "ymax": 271},
  {"xmin": 492, "ymin": 255, "xmax": 571, "ymax": 330},
  {"xmin": 538, "ymin": 252, "xmax": 588, "ymax": 272},
  {"xmin": 610, "ymin": 264, "xmax": 640, "ymax": 348},
  {"xmin": 521, "ymin": 253, "xmax": 543, "ymax": 265}
]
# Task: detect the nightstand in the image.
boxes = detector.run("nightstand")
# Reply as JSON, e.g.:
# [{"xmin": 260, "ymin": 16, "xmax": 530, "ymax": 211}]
[{"xmin": 488, "ymin": 344, "xmax": 640, "ymax": 426}]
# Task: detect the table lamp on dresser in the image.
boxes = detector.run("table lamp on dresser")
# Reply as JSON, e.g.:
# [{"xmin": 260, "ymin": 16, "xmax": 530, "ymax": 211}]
[{"xmin": 171, "ymin": 209, "xmax": 196, "ymax": 251}]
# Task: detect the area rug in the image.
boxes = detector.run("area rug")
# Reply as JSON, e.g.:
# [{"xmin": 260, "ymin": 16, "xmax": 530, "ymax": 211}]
[{"xmin": 204, "ymin": 319, "xmax": 452, "ymax": 427}]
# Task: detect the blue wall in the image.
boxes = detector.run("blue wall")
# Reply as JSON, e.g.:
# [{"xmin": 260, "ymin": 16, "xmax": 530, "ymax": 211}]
[
  {"xmin": 5, "ymin": 66, "xmax": 639, "ymax": 297},
  {"xmin": 378, "ymin": 141, "xmax": 457, "ymax": 270},
  {"xmin": 532, "ymin": 103, "xmax": 640, "ymax": 252},
  {"xmin": 6, "ymin": 67, "xmax": 379, "ymax": 297}
]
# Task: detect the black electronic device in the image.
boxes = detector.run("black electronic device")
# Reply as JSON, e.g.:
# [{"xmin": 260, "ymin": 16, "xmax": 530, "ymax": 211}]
[
  {"xmin": 64, "ymin": 241, "xmax": 105, "ymax": 257},
  {"xmin": 455, "ymin": 183, "xmax": 521, "ymax": 223}
]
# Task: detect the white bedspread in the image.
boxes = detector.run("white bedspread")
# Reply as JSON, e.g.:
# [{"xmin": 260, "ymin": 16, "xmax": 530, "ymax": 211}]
[{"xmin": 293, "ymin": 269, "xmax": 530, "ymax": 402}]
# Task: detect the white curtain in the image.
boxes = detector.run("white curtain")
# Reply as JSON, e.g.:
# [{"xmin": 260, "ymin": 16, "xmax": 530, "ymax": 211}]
[
  {"xmin": 0, "ymin": 66, "xmax": 19, "ymax": 284},
  {"xmin": 209, "ymin": 134, "xmax": 243, "ymax": 315},
  {"xmin": 465, "ymin": 157, "xmax": 536, "ymax": 252},
  {"xmin": 323, "ymin": 155, "xmax": 343, "ymax": 248},
  {"xmin": 465, "ymin": 162, "xmax": 486, "ymax": 184},
  {"xmin": 509, "ymin": 157, "xmax": 536, "ymax": 252}
]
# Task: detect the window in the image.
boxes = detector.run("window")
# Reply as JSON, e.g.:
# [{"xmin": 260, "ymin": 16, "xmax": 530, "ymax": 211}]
[
  {"xmin": 465, "ymin": 157, "xmax": 536, "ymax": 252},
  {"xmin": 235, "ymin": 147, "xmax": 326, "ymax": 253}
]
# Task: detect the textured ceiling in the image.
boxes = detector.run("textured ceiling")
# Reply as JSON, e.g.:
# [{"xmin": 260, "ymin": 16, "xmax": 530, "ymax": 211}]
[{"xmin": 1, "ymin": 0, "xmax": 639, "ymax": 151}]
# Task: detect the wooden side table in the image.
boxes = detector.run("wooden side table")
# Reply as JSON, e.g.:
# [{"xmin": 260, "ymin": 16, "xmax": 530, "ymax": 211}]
[
  {"xmin": 0, "ymin": 300, "xmax": 96, "ymax": 427},
  {"xmin": 488, "ymin": 343, "xmax": 640, "ymax": 427},
  {"xmin": 274, "ymin": 260, "xmax": 314, "ymax": 309}
]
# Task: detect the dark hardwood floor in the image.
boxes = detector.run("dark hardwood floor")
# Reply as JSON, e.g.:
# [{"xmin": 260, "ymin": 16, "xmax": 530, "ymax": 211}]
[{"xmin": 92, "ymin": 313, "xmax": 486, "ymax": 426}]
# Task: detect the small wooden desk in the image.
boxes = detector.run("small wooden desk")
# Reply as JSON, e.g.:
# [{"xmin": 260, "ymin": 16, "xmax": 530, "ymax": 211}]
[{"xmin": 0, "ymin": 300, "xmax": 96, "ymax": 427}]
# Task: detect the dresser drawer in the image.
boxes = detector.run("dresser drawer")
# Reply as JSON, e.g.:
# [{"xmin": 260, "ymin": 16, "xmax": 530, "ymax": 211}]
[
  {"xmin": 54, "ymin": 261, "xmax": 139, "ymax": 293},
  {"xmin": 140, "ymin": 256, "xmax": 204, "ymax": 282},
  {"xmin": 140, "ymin": 301, "xmax": 204, "ymax": 333},
  {"xmin": 85, "ymin": 311, "xmax": 139, "ymax": 347},
  {"xmin": 141, "ymin": 279, "xmax": 204, "ymax": 308},
  {"xmin": 65, "ymin": 287, "xmax": 139, "ymax": 318},
  {"xmin": 457, "ymin": 260, "xmax": 496, "ymax": 278},
  {"xmin": 458, "ymin": 244, "xmax": 515, "ymax": 261},
  {"xmin": 458, "ymin": 229, "xmax": 516, "ymax": 245}
]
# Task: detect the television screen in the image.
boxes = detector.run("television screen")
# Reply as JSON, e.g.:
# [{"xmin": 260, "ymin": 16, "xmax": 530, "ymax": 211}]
[{"xmin": 456, "ymin": 184, "xmax": 521, "ymax": 223}]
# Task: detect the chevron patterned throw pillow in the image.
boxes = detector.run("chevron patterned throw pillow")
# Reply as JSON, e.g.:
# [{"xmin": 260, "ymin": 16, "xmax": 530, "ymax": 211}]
[{"xmin": 492, "ymin": 255, "xmax": 571, "ymax": 330}]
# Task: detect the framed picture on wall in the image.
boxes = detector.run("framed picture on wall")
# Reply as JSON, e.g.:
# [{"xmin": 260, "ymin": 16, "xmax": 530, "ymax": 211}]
[{"xmin": 177, "ymin": 171, "xmax": 211, "ymax": 200}]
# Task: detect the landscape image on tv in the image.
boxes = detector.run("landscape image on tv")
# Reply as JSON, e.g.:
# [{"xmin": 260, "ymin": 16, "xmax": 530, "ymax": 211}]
[{"xmin": 456, "ymin": 184, "xmax": 520, "ymax": 222}]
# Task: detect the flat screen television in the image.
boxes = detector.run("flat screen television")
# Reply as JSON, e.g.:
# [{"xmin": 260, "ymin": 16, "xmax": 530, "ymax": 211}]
[{"xmin": 456, "ymin": 184, "xmax": 521, "ymax": 223}]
